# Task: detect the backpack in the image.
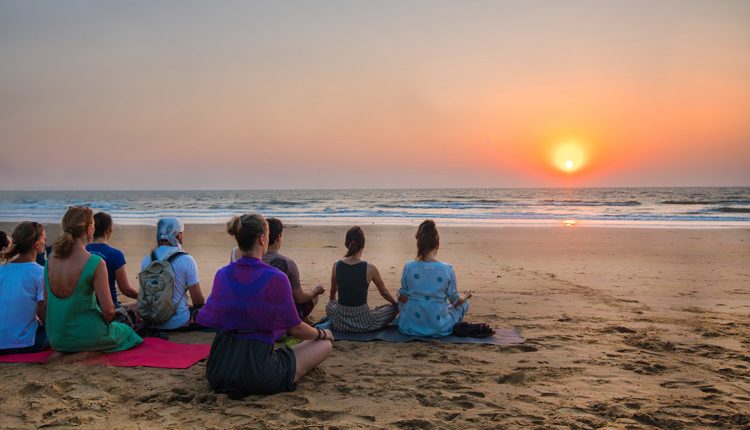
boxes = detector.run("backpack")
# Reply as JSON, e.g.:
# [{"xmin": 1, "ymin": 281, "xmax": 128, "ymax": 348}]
[{"xmin": 137, "ymin": 251, "xmax": 187, "ymax": 325}]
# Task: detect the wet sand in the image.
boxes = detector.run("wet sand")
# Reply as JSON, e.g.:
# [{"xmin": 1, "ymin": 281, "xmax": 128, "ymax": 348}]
[{"xmin": 0, "ymin": 223, "xmax": 748, "ymax": 429}]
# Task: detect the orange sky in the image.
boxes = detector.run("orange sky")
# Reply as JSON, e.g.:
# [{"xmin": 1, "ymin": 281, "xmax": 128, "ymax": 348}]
[{"xmin": 0, "ymin": 1, "xmax": 748, "ymax": 189}]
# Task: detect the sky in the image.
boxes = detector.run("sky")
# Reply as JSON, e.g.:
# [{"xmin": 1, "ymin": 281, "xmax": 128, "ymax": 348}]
[{"xmin": 1, "ymin": 0, "xmax": 748, "ymax": 190}]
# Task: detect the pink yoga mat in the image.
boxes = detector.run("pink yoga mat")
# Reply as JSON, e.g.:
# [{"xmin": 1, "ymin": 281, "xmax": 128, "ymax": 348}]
[
  {"xmin": 0, "ymin": 338, "xmax": 210, "ymax": 369},
  {"xmin": 81, "ymin": 337, "xmax": 210, "ymax": 369},
  {"xmin": 0, "ymin": 349, "xmax": 53, "ymax": 363}
]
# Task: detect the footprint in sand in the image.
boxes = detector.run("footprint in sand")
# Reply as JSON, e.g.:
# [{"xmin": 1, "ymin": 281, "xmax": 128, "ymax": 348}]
[
  {"xmin": 622, "ymin": 360, "xmax": 668, "ymax": 375},
  {"xmin": 19, "ymin": 382, "xmax": 45, "ymax": 396},
  {"xmin": 435, "ymin": 411, "xmax": 460, "ymax": 421},
  {"xmin": 392, "ymin": 418, "xmax": 436, "ymax": 429},
  {"xmin": 497, "ymin": 371, "xmax": 525, "ymax": 385},
  {"xmin": 291, "ymin": 409, "xmax": 340, "ymax": 420},
  {"xmin": 660, "ymin": 380, "xmax": 701, "ymax": 389}
]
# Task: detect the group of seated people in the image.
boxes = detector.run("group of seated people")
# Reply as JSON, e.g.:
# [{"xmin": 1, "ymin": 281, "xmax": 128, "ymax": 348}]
[{"xmin": 0, "ymin": 207, "xmax": 473, "ymax": 397}]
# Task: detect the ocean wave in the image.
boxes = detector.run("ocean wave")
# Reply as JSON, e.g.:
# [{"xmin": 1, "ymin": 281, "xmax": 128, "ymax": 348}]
[
  {"xmin": 266, "ymin": 199, "xmax": 310, "ymax": 207},
  {"xmin": 2, "ymin": 188, "xmax": 750, "ymax": 226},
  {"xmin": 541, "ymin": 200, "xmax": 642, "ymax": 207},
  {"xmin": 714, "ymin": 207, "xmax": 750, "ymax": 214},
  {"xmin": 375, "ymin": 201, "xmax": 505, "ymax": 210},
  {"xmin": 661, "ymin": 200, "xmax": 750, "ymax": 205}
]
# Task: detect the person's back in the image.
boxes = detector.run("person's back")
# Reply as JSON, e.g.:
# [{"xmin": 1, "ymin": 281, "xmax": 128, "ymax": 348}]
[
  {"xmin": 87, "ymin": 242, "xmax": 125, "ymax": 306},
  {"xmin": 398, "ymin": 260, "xmax": 465, "ymax": 337},
  {"xmin": 335, "ymin": 260, "xmax": 369, "ymax": 307},
  {"xmin": 0, "ymin": 222, "xmax": 48, "ymax": 354},
  {"xmin": 45, "ymin": 206, "xmax": 142, "ymax": 352},
  {"xmin": 86, "ymin": 211, "xmax": 138, "ymax": 308},
  {"xmin": 259, "ymin": 218, "xmax": 326, "ymax": 320},
  {"xmin": 0, "ymin": 263, "xmax": 44, "ymax": 350},
  {"xmin": 139, "ymin": 246, "xmax": 198, "ymax": 328},
  {"xmin": 326, "ymin": 226, "xmax": 398, "ymax": 333},
  {"xmin": 396, "ymin": 220, "xmax": 472, "ymax": 337},
  {"xmin": 139, "ymin": 217, "xmax": 203, "ymax": 330},
  {"xmin": 198, "ymin": 214, "xmax": 333, "ymax": 398}
]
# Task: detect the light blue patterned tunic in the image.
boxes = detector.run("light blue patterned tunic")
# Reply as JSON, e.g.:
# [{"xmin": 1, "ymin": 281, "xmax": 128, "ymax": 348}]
[{"xmin": 395, "ymin": 260, "xmax": 469, "ymax": 337}]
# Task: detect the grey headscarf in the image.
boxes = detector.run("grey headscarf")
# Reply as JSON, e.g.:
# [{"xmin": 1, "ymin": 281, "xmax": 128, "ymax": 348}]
[{"xmin": 156, "ymin": 217, "xmax": 184, "ymax": 247}]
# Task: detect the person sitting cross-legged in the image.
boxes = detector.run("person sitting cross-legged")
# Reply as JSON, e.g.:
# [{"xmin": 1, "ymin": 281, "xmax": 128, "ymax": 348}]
[
  {"xmin": 198, "ymin": 214, "xmax": 333, "ymax": 397},
  {"xmin": 326, "ymin": 226, "xmax": 398, "ymax": 333}
]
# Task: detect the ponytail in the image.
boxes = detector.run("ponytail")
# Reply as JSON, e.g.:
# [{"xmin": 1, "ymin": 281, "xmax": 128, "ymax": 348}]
[
  {"xmin": 1, "ymin": 222, "xmax": 44, "ymax": 262},
  {"xmin": 416, "ymin": 219, "xmax": 439, "ymax": 260},
  {"xmin": 52, "ymin": 231, "xmax": 76, "ymax": 259},
  {"xmin": 53, "ymin": 206, "xmax": 93, "ymax": 259},
  {"xmin": 344, "ymin": 226, "xmax": 365, "ymax": 257}
]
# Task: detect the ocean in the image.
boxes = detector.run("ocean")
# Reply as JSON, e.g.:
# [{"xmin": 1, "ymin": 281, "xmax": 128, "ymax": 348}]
[{"xmin": 0, "ymin": 188, "xmax": 749, "ymax": 227}]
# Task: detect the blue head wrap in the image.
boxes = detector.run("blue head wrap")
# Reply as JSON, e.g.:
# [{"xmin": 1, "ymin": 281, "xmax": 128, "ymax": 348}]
[{"xmin": 156, "ymin": 217, "xmax": 184, "ymax": 247}]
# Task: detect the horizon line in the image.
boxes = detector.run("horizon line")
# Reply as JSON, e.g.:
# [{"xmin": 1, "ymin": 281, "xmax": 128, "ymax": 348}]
[{"xmin": 1, "ymin": 185, "xmax": 750, "ymax": 193}]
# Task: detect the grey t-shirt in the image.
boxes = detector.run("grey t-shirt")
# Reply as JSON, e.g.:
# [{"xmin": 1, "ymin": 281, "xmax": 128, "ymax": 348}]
[{"xmin": 262, "ymin": 250, "xmax": 301, "ymax": 290}]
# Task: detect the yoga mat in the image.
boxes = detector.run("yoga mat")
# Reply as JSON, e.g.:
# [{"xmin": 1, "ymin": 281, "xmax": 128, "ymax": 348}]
[
  {"xmin": 81, "ymin": 337, "xmax": 210, "ymax": 369},
  {"xmin": 0, "ymin": 349, "xmax": 54, "ymax": 364},
  {"xmin": 326, "ymin": 325, "xmax": 524, "ymax": 345}
]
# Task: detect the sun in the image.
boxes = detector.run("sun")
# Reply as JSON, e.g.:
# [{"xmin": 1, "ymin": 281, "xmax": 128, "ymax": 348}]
[{"xmin": 553, "ymin": 140, "xmax": 586, "ymax": 173}]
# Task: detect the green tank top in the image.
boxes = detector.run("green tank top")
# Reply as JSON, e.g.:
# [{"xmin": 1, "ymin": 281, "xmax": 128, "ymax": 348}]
[{"xmin": 45, "ymin": 254, "xmax": 142, "ymax": 353}]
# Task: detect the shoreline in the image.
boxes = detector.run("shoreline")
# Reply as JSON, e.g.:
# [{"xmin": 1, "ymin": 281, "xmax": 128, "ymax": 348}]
[{"xmin": 3, "ymin": 219, "xmax": 750, "ymax": 229}]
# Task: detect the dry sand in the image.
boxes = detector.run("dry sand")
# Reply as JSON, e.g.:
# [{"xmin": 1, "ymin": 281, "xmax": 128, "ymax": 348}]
[{"xmin": 0, "ymin": 222, "xmax": 748, "ymax": 429}]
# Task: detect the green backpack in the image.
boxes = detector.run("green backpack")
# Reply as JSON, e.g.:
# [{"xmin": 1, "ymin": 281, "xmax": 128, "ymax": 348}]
[{"xmin": 137, "ymin": 251, "xmax": 187, "ymax": 325}]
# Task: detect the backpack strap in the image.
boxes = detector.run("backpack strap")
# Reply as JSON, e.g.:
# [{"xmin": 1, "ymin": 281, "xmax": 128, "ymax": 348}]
[
  {"xmin": 164, "ymin": 251, "xmax": 192, "ymax": 304},
  {"xmin": 150, "ymin": 250, "xmax": 157, "ymax": 262},
  {"xmin": 166, "ymin": 251, "xmax": 187, "ymax": 263}
]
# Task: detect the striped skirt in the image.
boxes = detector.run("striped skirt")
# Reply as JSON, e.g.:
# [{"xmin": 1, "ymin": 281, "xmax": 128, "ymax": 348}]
[{"xmin": 326, "ymin": 300, "xmax": 398, "ymax": 333}]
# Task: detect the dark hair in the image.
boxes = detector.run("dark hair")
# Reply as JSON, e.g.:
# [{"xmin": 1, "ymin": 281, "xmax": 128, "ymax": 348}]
[
  {"xmin": 227, "ymin": 214, "xmax": 267, "ymax": 252},
  {"xmin": 0, "ymin": 231, "xmax": 8, "ymax": 251},
  {"xmin": 416, "ymin": 219, "xmax": 439, "ymax": 260},
  {"xmin": 93, "ymin": 212, "xmax": 113, "ymax": 239},
  {"xmin": 1, "ymin": 222, "xmax": 44, "ymax": 262},
  {"xmin": 344, "ymin": 226, "xmax": 365, "ymax": 257},
  {"xmin": 267, "ymin": 218, "xmax": 284, "ymax": 246},
  {"xmin": 53, "ymin": 206, "xmax": 94, "ymax": 259}
]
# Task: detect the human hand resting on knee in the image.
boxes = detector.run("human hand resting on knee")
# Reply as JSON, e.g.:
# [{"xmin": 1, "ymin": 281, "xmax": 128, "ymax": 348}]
[
  {"xmin": 316, "ymin": 328, "xmax": 335, "ymax": 343},
  {"xmin": 454, "ymin": 290, "xmax": 473, "ymax": 307}
]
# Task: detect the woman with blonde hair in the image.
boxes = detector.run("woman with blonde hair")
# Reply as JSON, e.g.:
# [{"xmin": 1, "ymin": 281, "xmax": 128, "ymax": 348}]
[
  {"xmin": 0, "ymin": 222, "xmax": 49, "ymax": 354},
  {"xmin": 198, "ymin": 214, "xmax": 333, "ymax": 397},
  {"xmin": 45, "ymin": 206, "xmax": 142, "ymax": 352},
  {"xmin": 396, "ymin": 220, "xmax": 472, "ymax": 337}
]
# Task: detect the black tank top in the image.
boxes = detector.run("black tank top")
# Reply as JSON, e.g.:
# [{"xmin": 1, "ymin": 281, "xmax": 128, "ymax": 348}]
[{"xmin": 336, "ymin": 260, "xmax": 369, "ymax": 307}]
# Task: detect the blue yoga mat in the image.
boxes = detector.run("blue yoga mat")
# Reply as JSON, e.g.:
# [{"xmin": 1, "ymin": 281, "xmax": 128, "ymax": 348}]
[{"xmin": 316, "ymin": 323, "xmax": 524, "ymax": 345}]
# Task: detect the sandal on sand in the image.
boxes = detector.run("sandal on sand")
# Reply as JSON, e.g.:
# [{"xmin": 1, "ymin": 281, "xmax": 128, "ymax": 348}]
[{"xmin": 452, "ymin": 322, "xmax": 495, "ymax": 338}]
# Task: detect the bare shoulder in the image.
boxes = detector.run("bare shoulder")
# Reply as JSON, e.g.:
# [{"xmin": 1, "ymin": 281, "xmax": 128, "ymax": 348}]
[{"xmin": 367, "ymin": 262, "xmax": 380, "ymax": 275}]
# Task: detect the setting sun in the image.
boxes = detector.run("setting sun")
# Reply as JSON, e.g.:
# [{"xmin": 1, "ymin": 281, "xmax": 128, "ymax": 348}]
[{"xmin": 554, "ymin": 141, "xmax": 587, "ymax": 173}]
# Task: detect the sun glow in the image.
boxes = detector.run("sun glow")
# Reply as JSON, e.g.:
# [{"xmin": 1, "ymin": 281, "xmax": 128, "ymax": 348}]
[{"xmin": 554, "ymin": 141, "xmax": 587, "ymax": 173}]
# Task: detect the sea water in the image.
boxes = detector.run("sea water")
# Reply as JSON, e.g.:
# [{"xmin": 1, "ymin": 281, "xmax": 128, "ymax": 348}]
[{"xmin": 0, "ymin": 188, "xmax": 748, "ymax": 227}]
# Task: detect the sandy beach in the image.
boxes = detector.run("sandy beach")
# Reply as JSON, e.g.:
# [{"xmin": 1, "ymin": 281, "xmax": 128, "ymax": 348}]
[{"xmin": 0, "ymin": 222, "xmax": 748, "ymax": 429}]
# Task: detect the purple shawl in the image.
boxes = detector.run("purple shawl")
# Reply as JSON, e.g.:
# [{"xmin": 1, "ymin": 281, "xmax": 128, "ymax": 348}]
[{"xmin": 197, "ymin": 257, "xmax": 301, "ymax": 344}]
